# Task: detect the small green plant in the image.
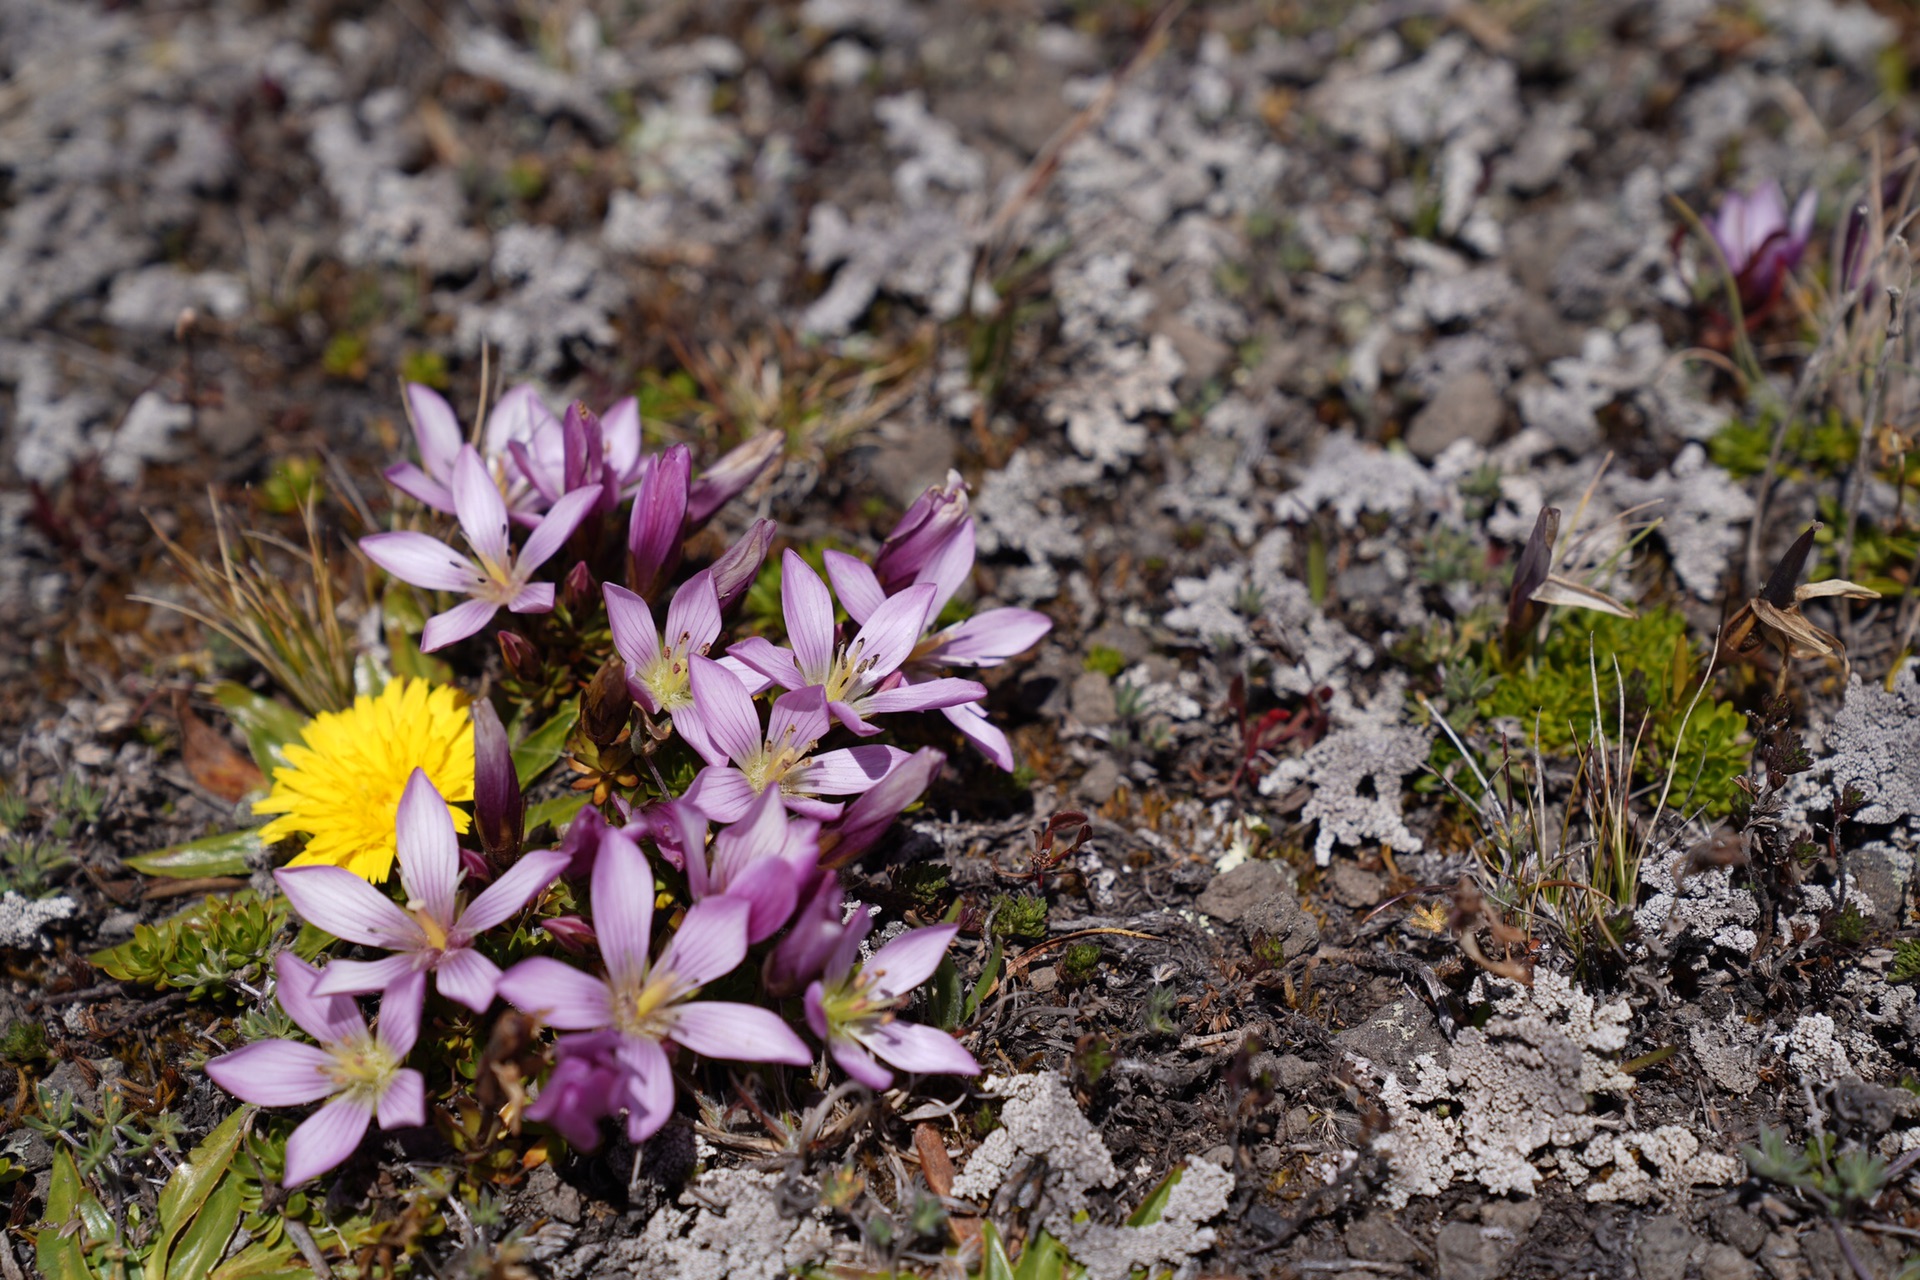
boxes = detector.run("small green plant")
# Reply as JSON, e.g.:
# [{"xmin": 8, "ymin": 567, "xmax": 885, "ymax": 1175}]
[
  {"xmin": 91, "ymin": 891, "xmax": 303, "ymax": 1000},
  {"xmin": 989, "ymin": 893, "xmax": 1049, "ymax": 941},
  {"xmin": 1083, "ymin": 646, "xmax": 1127, "ymax": 678},
  {"xmin": 1113, "ymin": 679, "xmax": 1147, "ymax": 721},
  {"xmin": 0, "ymin": 791, "xmax": 27, "ymax": 829},
  {"xmin": 0, "ymin": 1019, "xmax": 49, "ymax": 1065},
  {"xmin": 258, "ymin": 456, "xmax": 325, "ymax": 516},
  {"xmin": 1891, "ymin": 940, "xmax": 1920, "ymax": 983},
  {"xmin": 1060, "ymin": 942, "xmax": 1102, "ymax": 982},
  {"xmin": 25, "ymin": 1083, "xmax": 186, "ymax": 1180},
  {"xmin": 1143, "ymin": 984, "xmax": 1180, "ymax": 1037},
  {"xmin": 895, "ymin": 863, "xmax": 951, "ymax": 916},
  {"xmin": 1746, "ymin": 1127, "xmax": 1890, "ymax": 1218},
  {"xmin": 0, "ymin": 835, "xmax": 74, "ymax": 897},
  {"xmin": 1828, "ymin": 904, "xmax": 1869, "ymax": 946},
  {"xmin": 400, "ymin": 349, "xmax": 449, "ymax": 389}
]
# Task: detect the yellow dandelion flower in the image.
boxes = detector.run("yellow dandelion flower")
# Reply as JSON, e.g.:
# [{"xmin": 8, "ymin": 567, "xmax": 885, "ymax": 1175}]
[{"xmin": 253, "ymin": 677, "xmax": 475, "ymax": 882}]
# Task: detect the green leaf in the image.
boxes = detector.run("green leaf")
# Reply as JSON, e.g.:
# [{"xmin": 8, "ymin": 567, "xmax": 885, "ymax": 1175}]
[
  {"xmin": 925, "ymin": 953, "xmax": 964, "ymax": 1032},
  {"xmin": 1125, "ymin": 1165, "xmax": 1185, "ymax": 1228},
  {"xmin": 387, "ymin": 618, "xmax": 454, "ymax": 686},
  {"xmin": 209, "ymin": 1238, "xmax": 307, "ymax": 1280},
  {"xmin": 292, "ymin": 922, "xmax": 335, "ymax": 962},
  {"xmin": 210, "ymin": 684, "xmax": 307, "ymax": 777},
  {"xmin": 513, "ymin": 703, "xmax": 580, "ymax": 788},
  {"xmin": 961, "ymin": 936, "xmax": 1004, "ymax": 1027},
  {"xmin": 38, "ymin": 1151, "xmax": 98, "ymax": 1280},
  {"xmin": 151, "ymin": 1106, "xmax": 251, "ymax": 1279},
  {"xmin": 1011, "ymin": 1227, "xmax": 1076, "ymax": 1280},
  {"xmin": 979, "ymin": 1221, "xmax": 1016, "ymax": 1280},
  {"xmin": 525, "ymin": 792, "xmax": 591, "ymax": 836},
  {"xmin": 127, "ymin": 828, "xmax": 264, "ymax": 879},
  {"xmin": 167, "ymin": 1172, "xmax": 243, "ymax": 1279}
]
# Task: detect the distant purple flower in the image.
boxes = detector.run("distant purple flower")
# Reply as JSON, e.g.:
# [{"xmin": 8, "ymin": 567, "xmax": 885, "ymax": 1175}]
[
  {"xmin": 276, "ymin": 769, "xmax": 568, "ymax": 1016},
  {"xmin": 665, "ymin": 789, "xmax": 820, "ymax": 943},
  {"xmin": 687, "ymin": 432, "xmax": 785, "ymax": 527},
  {"xmin": 386, "ymin": 383, "xmax": 644, "ymax": 522},
  {"xmin": 204, "ymin": 953, "xmax": 425, "ymax": 1185},
  {"xmin": 819, "ymin": 746, "xmax": 944, "ymax": 869},
  {"xmin": 496, "ymin": 829, "xmax": 811, "ymax": 1147},
  {"xmin": 1708, "ymin": 180, "xmax": 1816, "ymax": 308},
  {"xmin": 805, "ymin": 917, "xmax": 978, "ymax": 1090},
  {"xmin": 361, "ymin": 445, "xmax": 601, "ymax": 651},
  {"xmin": 825, "ymin": 517, "xmax": 1050, "ymax": 770},
  {"xmin": 874, "ymin": 470, "xmax": 969, "ymax": 593},
  {"xmin": 675, "ymin": 657, "xmax": 910, "ymax": 822},
  {"xmin": 605, "ymin": 573, "xmax": 721, "ymax": 717},
  {"xmin": 727, "ymin": 550, "xmax": 987, "ymax": 735}
]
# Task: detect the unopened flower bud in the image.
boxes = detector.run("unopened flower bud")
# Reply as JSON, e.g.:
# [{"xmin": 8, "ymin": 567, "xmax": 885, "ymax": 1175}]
[
  {"xmin": 709, "ymin": 518, "xmax": 776, "ymax": 611},
  {"xmin": 581, "ymin": 656, "xmax": 633, "ymax": 747},
  {"xmin": 472, "ymin": 699, "xmax": 524, "ymax": 867},
  {"xmin": 561, "ymin": 560, "xmax": 599, "ymax": 617},
  {"xmin": 498, "ymin": 630, "xmax": 543, "ymax": 683}
]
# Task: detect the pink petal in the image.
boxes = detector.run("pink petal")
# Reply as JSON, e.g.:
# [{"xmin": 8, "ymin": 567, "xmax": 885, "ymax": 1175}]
[
  {"xmin": 848, "ymin": 583, "xmax": 936, "ymax": 679},
  {"xmin": 721, "ymin": 858, "xmax": 798, "ymax": 944},
  {"xmin": 864, "ymin": 924, "xmax": 958, "ymax": 999},
  {"xmin": 725, "ymin": 637, "xmax": 804, "ymax": 691},
  {"xmin": 520, "ymin": 484, "xmax": 602, "ymax": 573},
  {"xmin": 459, "ymin": 848, "xmax": 570, "ymax": 934},
  {"xmin": 822, "ymin": 550, "xmax": 886, "ymax": 627},
  {"xmin": 204, "ymin": 1040, "xmax": 336, "ymax": 1106},
  {"xmin": 830, "ymin": 1039, "xmax": 895, "ymax": 1090},
  {"xmin": 715, "ymin": 654, "xmax": 777, "ymax": 695},
  {"xmin": 605, "ymin": 584, "xmax": 661, "ymax": 671},
  {"xmin": 601, "ymin": 397, "xmax": 643, "ymax": 483},
  {"xmin": 275, "ymin": 866, "xmax": 422, "ymax": 949},
  {"xmin": 767, "ymin": 685, "xmax": 831, "ymax": 753},
  {"xmin": 781, "ymin": 550, "xmax": 837, "ymax": 682},
  {"xmin": 360, "ymin": 531, "xmax": 482, "ymax": 593},
  {"xmin": 654, "ymin": 895, "xmax": 749, "ymax": 989},
  {"xmin": 804, "ymin": 980, "xmax": 830, "ymax": 1039},
  {"xmin": 395, "ymin": 769, "xmax": 459, "ymax": 929},
  {"xmin": 917, "ymin": 517, "xmax": 976, "ymax": 617},
  {"xmin": 591, "ymin": 829, "xmax": 656, "ymax": 988},
  {"xmin": 434, "ymin": 946, "xmax": 503, "ymax": 1012},
  {"xmin": 628, "ymin": 443, "xmax": 690, "ymax": 590},
  {"xmin": 484, "ymin": 384, "xmax": 552, "ymax": 454},
  {"xmin": 682, "ymin": 766, "xmax": 757, "ymax": 822},
  {"xmin": 687, "ymin": 656, "xmax": 764, "ymax": 764},
  {"xmin": 377, "ymin": 1068, "xmax": 427, "ymax": 1130},
  {"xmin": 662, "ymin": 571, "xmax": 723, "ymax": 655},
  {"xmin": 274, "ymin": 953, "xmax": 367, "ymax": 1046},
  {"xmin": 404, "ymin": 383, "xmax": 464, "ymax": 481},
  {"xmin": 929, "ymin": 607, "xmax": 1052, "ymax": 665},
  {"xmin": 497, "ymin": 957, "xmax": 614, "ymax": 1030},
  {"xmin": 783, "ymin": 794, "xmax": 845, "ymax": 821},
  {"xmin": 383, "ymin": 462, "xmax": 456, "ymax": 513},
  {"xmin": 507, "ymin": 582, "xmax": 555, "ymax": 614},
  {"xmin": 707, "ymin": 786, "xmax": 789, "ymax": 886},
  {"xmin": 688, "ymin": 431, "xmax": 784, "ymax": 525},
  {"xmin": 282, "ymin": 1096, "xmax": 373, "ymax": 1186},
  {"xmin": 942, "ymin": 700, "xmax": 1013, "ymax": 771},
  {"xmin": 614, "ymin": 1034, "xmax": 677, "ymax": 1145},
  {"xmin": 855, "ymin": 677, "xmax": 987, "ymax": 717},
  {"xmin": 803, "ymin": 745, "xmax": 910, "ymax": 796},
  {"xmin": 708, "ymin": 517, "xmax": 776, "ymax": 609},
  {"xmin": 452, "ymin": 445, "xmax": 511, "ymax": 568},
  {"xmin": 668, "ymin": 1001, "xmax": 812, "ymax": 1066},
  {"xmin": 855, "ymin": 1020, "xmax": 980, "ymax": 1077},
  {"xmin": 421, "ymin": 598, "xmax": 503, "ymax": 652},
  {"xmin": 311, "ymin": 953, "xmax": 425, "ymax": 1000},
  {"xmin": 377, "ymin": 969, "xmax": 425, "ymax": 1058}
]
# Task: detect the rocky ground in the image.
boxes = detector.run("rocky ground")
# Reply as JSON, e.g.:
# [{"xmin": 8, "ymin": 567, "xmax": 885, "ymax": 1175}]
[{"xmin": 3, "ymin": 0, "xmax": 1920, "ymax": 1277}]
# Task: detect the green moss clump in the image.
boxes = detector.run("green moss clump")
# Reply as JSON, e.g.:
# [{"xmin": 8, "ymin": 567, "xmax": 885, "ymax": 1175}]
[
  {"xmin": 1481, "ymin": 607, "xmax": 1748, "ymax": 815},
  {"xmin": 1083, "ymin": 646, "xmax": 1127, "ymax": 678}
]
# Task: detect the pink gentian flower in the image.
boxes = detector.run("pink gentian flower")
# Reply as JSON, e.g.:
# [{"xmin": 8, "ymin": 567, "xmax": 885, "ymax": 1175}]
[
  {"xmin": 675, "ymin": 657, "xmax": 909, "ymax": 821},
  {"xmin": 496, "ymin": 829, "xmax": 811, "ymax": 1146},
  {"xmin": 275, "ymin": 769, "xmax": 569, "ymax": 1016},
  {"xmin": 664, "ymin": 788, "xmax": 820, "ymax": 943},
  {"xmin": 727, "ymin": 550, "xmax": 987, "ymax": 735},
  {"xmin": 819, "ymin": 746, "xmax": 945, "ymax": 869},
  {"xmin": 604, "ymin": 574, "xmax": 721, "ymax": 717},
  {"xmin": 1708, "ymin": 180, "xmax": 1816, "ymax": 308},
  {"xmin": 873, "ymin": 469, "xmax": 969, "ymax": 592},
  {"xmin": 825, "ymin": 517, "xmax": 1050, "ymax": 769},
  {"xmin": 805, "ymin": 915, "xmax": 978, "ymax": 1090},
  {"xmin": 204, "ymin": 953, "xmax": 425, "ymax": 1185},
  {"xmin": 361, "ymin": 444, "xmax": 601, "ymax": 651}
]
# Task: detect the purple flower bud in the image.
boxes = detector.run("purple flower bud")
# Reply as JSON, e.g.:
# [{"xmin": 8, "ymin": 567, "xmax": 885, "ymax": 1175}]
[
  {"xmin": 558, "ymin": 802, "xmax": 609, "ymax": 878},
  {"xmin": 560, "ymin": 560, "xmax": 599, "ymax": 618},
  {"xmin": 709, "ymin": 518, "xmax": 777, "ymax": 612},
  {"xmin": 628, "ymin": 443, "xmax": 690, "ymax": 600},
  {"xmin": 581, "ymin": 657, "xmax": 633, "ymax": 748},
  {"xmin": 498, "ymin": 630, "xmax": 543, "ymax": 683},
  {"xmin": 765, "ymin": 869, "xmax": 846, "ymax": 997},
  {"xmin": 539, "ymin": 914, "xmax": 597, "ymax": 955},
  {"xmin": 473, "ymin": 700, "xmax": 524, "ymax": 867},
  {"xmin": 820, "ymin": 748, "xmax": 944, "ymax": 869},
  {"xmin": 874, "ymin": 471, "xmax": 969, "ymax": 593},
  {"xmin": 688, "ymin": 431, "xmax": 784, "ymax": 527}
]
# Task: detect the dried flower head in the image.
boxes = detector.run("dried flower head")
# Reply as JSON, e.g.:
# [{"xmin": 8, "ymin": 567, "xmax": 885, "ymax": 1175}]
[
  {"xmin": 254, "ymin": 678, "xmax": 475, "ymax": 882},
  {"xmin": 1723, "ymin": 524, "xmax": 1880, "ymax": 691}
]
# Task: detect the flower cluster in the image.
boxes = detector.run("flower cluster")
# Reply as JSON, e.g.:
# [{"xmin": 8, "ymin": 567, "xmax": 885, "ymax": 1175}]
[{"xmin": 208, "ymin": 382, "xmax": 1050, "ymax": 1183}]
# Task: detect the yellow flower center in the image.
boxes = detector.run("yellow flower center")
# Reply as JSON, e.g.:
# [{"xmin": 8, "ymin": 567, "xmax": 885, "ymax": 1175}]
[
  {"xmin": 643, "ymin": 627, "xmax": 709, "ymax": 712},
  {"xmin": 326, "ymin": 1032, "xmax": 401, "ymax": 1102},
  {"xmin": 612, "ymin": 972, "xmax": 684, "ymax": 1038},
  {"xmin": 741, "ymin": 723, "xmax": 812, "ymax": 795}
]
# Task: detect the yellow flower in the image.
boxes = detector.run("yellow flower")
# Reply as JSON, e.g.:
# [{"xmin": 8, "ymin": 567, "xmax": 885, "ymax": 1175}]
[{"xmin": 254, "ymin": 678, "xmax": 475, "ymax": 882}]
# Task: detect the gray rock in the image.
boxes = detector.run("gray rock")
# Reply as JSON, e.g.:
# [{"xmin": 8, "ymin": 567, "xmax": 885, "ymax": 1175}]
[
  {"xmin": 1324, "ymin": 861, "xmax": 1385, "ymax": 908},
  {"xmin": 1344, "ymin": 1212, "xmax": 1423, "ymax": 1263},
  {"xmin": 1479, "ymin": 1200, "xmax": 1541, "ymax": 1236},
  {"xmin": 1434, "ymin": 1221, "xmax": 1515, "ymax": 1280},
  {"xmin": 1712, "ymin": 1207, "xmax": 1768, "ymax": 1256},
  {"xmin": 1076, "ymin": 756, "xmax": 1123, "ymax": 805},
  {"xmin": 1336, "ymin": 997, "xmax": 1449, "ymax": 1076},
  {"xmin": 1070, "ymin": 671, "xmax": 1118, "ymax": 726},
  {"xmin": 1245, "ymin": 886, "xmax": 1320, "ymax": 959},
  {"xmin": 1701, "ymin": 1243, "xmax": 1758, "ymax": 1280},
  {"xmin": 1847, "ymin": 845, "xmax": 1909, "ymax": 921},
  {"xmin": 1405, "ymin": 371, "xmax": 1504, "ymax": 460},
  {"xmin": 1757, "ymin": 1229, "xmax": 1807, "ymax": 1280},
  {"xmin": 866, "ymin": 423, "xmax": 956, "ymax": 510},
  {"xmin": 1195, "ymin": 860, "xmax": 1282, "ymax": 924},
  {"xmin": 1633, "ymin": 1214, "xmax": 1697, "ymax": 1280}
]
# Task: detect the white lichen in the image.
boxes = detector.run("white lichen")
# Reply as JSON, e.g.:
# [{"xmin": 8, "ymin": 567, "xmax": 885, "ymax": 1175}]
[
  {"xmin": 612, "ymin": 1168, "xmax": 833, "ymax": 1280},
  {"xmin": 1819, "ymin": 670, "xmax": 1920, "ymax": 825},
  {"xmin": 1260, "ymin": 719, "xmax": 1430, "ymax": 866},
  {"xmin": 1571, "ymin": 1126, "xmax": 1744, "ymax": 1204},
  {"xmin": 1274, "ymin": 432, "xmax": 1439, "ymax": 529},
  {"xmin": 0, "ymin": 891, "xmax": 76, "ymax": 949}
]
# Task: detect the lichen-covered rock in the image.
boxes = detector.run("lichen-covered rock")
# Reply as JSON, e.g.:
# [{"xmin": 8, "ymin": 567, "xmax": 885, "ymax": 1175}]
[
  {"xmin": 1261, "ymin": 719, "xmax": 1430, "ymax": 866},
  {"xmin": 1820, "ymin": 670, "xmax": 1920, "ymax": 825},
  {"xmin": 1572, "ymin": 1127, "xmax": 1743, "ymax": 1205},
  {"xmin": 0, "ymin": 890, "xmax": 76, "ymax": 949},
  {"xmin": 611, "ymin": 1168, "xmax": 834, "ymax": 1280}
]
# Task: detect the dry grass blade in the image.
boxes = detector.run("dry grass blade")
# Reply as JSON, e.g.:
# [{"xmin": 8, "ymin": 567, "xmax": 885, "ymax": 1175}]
[{"xmin": 132, "ymin": 493, "xmax": 359, "ymax": 715}]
